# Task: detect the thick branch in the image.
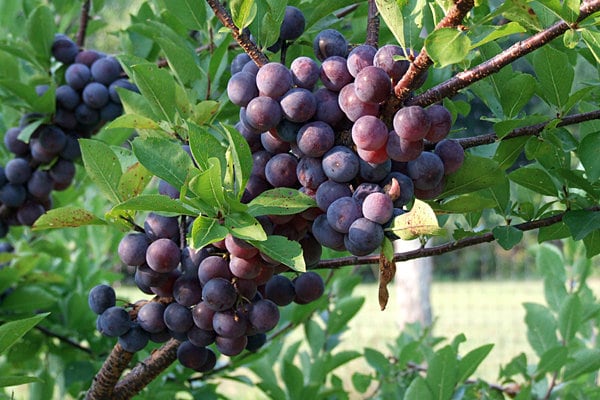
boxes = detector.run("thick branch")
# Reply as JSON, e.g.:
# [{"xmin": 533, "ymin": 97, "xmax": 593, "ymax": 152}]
[
  {"xmin": 409, "ymin": 0, "xmax": 600, "ymax": 107},
  {"xmin": 366, "ymin": 0, "xmax": 380, "ymax": 47},
  {"xmin": 86, "ymin": 344, "xmax": 133, "ymax": 400},
  {"xmin": 394, "ymin": 0, "xmax": 475, "ymax": 102},
  {"xmin": 316, "ymin": 207, "xmax": 600, "ymax": 269},
  {"xmin": 205, "ymin": 0, "xmax": 269, "ymax": 67},
  {"xmin": 76, "ymin": 0, "xmax": 91, "ymax": 47},
  {"xmin": 112, "ymin": 338, "xmax": 180, "ymax": 400}
]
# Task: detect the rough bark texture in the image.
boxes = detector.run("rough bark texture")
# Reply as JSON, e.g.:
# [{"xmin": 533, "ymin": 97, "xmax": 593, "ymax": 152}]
[
  {"xmin": 112, "ymin": 338, "xmax": 180, "ymax": 400},
  {"xmin": 86, "ymin": 344, "xmax": 133, "ymax": 400}
]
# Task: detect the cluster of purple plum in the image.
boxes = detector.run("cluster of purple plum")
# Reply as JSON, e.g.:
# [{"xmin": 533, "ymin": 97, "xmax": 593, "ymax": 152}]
[
  {"xmin": 0, "ymin": 34, "xmax": 137, "ymax": 237},
  {"xmin": 89, "ymin": 199, "xmax": 325, "ymax": 371},
  {"xmin": 228, "ymin": 25, "xmax": 464, "ymax": 256}
]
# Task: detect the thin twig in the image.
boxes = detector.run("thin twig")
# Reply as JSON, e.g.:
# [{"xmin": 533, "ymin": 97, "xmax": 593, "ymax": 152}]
[
  {"xmin": 409, "ymin": 0, "xmax": 600, "ymax": 107},
  {"xmin": 76, "ymin": 0, "xmax": 91, "ymax": 48},
  {"xmin": 316, "ymin": 206, "xmax": 600, "ymax": 269},
  {"xmin": 205, "ymin": 0, "xmax": 269, "ymax": 67},
  {"xmin": 35, "ymin": 325, "xmax": 93, "ymax": 355},
  {"xmin": 424, "ymin": 109, "xmax": 600, "ymax": 151},
  {"xmin": 366, "ymin": 0, "xmax": 380, "ymax": 47}
]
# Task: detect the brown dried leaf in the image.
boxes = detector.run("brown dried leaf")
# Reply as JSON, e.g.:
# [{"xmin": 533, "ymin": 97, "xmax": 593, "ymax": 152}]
[{"xmin": 378, "ymin": 253, "xmax": 396, "ymax": 310}]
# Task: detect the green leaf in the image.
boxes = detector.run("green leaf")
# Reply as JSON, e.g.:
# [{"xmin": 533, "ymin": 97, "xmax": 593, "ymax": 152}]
[
  {"xmin": 440, "ymin": 155, "xmax": 505, "ymax": 197},
  {"xmin": 26, "ymin": 5, "xmax": 54, "ymax": 65},
  {"xmin": 425, "ymin": 28, "xmax": 471, "ymax": 68},
  {"xmin": 405, "ymin": 376, "xmax": 433, "ymax": 400},
  {"xmin": 164, "ymin": 0, "xmax": 207, "ymax": 30},
  {"xmin": 501, "ymin": 73, "xmax": 536, "ymax": 118},
  {"xmin": 471, "ymin": 21, "xmax": 526, "ymax": 49},
  {"xmin": 247, "ymin": 188, "xmax": 316, "ymax": 216},
  {"xmin": 578, "ymin": 132, "xmax": 600, "ymax": 182},
  {"xmin": 581, "ymin": 29, "xmax": 600, "ymax": 64},
  {"xmin": 388, "ymin": 199, "xmax": 444, "ymax": 240},
  {"xmin": 523, "ymin": 302, "xmax": 559, "ymax": 356},
  {"xmin": 304, "ymin": 319, "xmax": 326, "ymax": 358},
  {"xmin": 132, "ymin": 136, "xmax": 194, "ymax": 191},
  {"xmin": 0, "ymin": 313, "xmax": 49, "ymax": 354},
  {"xmin": 189, "ymin": 157, "xmax": 226, "ymax": 210},
  {"xmin": 190, "ymin": 216, "xmax": 228, "ymax": 249},
  {"xmin": 493, "ymin": 115, "xmax": 548, "ymax": 139},
  {"xmin": 534, "ymin": 346, "xmax": 568, "ymax": 379},
  {"xmin": 156, "ymin": 36, "xmax": 203, "ymax": 87},
  {"xmin": 425, "ymin": 345, "xmax": 458, "ymax": 400},
  {"xmin": 508, "ymin": 166, "xmax": 558, "ymax": 196},
  {"xmin": 188, "ymin": 123, "xmax": 226, "ymax": 171},
  {"xmin": 351, "ymin": 373, "xmax": 372, "ymax": 394},
  {"xmin": 563, "ymin": 210, "xmax": 600, "ymax": 241},
  {"xmin": 80, "ymin": 139, "xmax": 124, "ymax": 203},
  {"xmin": 17, "ymin": 119, "xmax": 45, "ymax": 143},
  {"xmin": 118, "ymin": 162, "xmax": 153, "ymax": 201},
  {"xmin": 583, "ymin": 229, "xmax": 600, "ymax": 258},
  {"xmin": 434, "ymin": 192, "xmax": 498, "ymax": 213},
  {"xmin": 0, "ymin": 376, "xmax": 43, "ymax": 388},
  {"xmin": 381, "ymin": 236, "xmax": 394, "ymax": 262},
  {"xmin": 222, "ymin": 124, "xmax": 253, "ymax": 198},
  {"xmin": 111, "ymin": 194, "xmax": 197, "ymax": 215},
  {"xmin": 106, "ymin": 114, "xmax": 160, "ymax": 130},
  {"xmin": 230, "ymin": 0, "xmax": 257, "ymax": 30},
  {"xmin": 532, "ymin": 46, "xmax": 573, "ymax": 110},
  {"xmin": 327, "ymin": 297, "xmax": 365, "ymax": 335},
  {"xmin": 281, "ymin": 361, "xmax": 304, "ymax": 400},
  {"xmin": 324, "ymin": 350, "xmax": 361, "ymax": 374},
  {"xmin": 536, "ymin": 243, "xmax": 566, "ymax": 281},
  {"xmin": 223, "ymin": 212, "xmax": 267, "ymax": 241},
  {"xmin": 249, "ymin": 235, "xmax": 305, "ymax": 272},
  {"xmin": 493, "ymin": 225, "xmax": 523, "ymax": 250},
  {"xmin": 563, "ymin": 349, "xmax": 600, "ymax": 381},
  {"xmin": 457, "ymin": 344, "xmax": 494, "ymax": 383},
  {"xmin": 0, "ymin": 79, "xmax": 54, "ymax": 114},
  {"xmin": 375, "ymin": 0, "xmax": 408, "ymax": 50},
  {"xmin": 131, "ymin": 63, "xmax": 179, "ymax": 122},
  {"xmin": 32, "ymin": 207, "xmax": 106, "ymax": 230},
  {"xmin": 493, "ymin": 136, "xmax": 529, "ymax": 170},
  {"xmin": 558, "ymin": 295, "xmax": 582, "ymax": 343}
]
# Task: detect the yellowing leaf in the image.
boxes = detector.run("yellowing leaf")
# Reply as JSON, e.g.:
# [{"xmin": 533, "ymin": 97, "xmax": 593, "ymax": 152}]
[{"xmin": 387, "ymin": 199, "xmax": 444, "ymax": 240}]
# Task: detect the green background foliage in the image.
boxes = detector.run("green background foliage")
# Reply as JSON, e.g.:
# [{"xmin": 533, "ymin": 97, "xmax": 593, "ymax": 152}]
[{"xmin": 0, "ymin": 0, "xmax": 598, "ymax": 399}]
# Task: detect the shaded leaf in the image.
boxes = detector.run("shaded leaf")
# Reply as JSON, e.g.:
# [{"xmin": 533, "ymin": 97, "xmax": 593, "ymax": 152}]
[
  {"xmin": 493, "ymin": 225, "xmax": 523, "ymax": 250},
  {"xmin": 247, "ymin": 188, "xmax": 316, "ymax": 216},
  {"xmin": 249, "ymin": 235, "xmax": 305, "ymax": 272}
]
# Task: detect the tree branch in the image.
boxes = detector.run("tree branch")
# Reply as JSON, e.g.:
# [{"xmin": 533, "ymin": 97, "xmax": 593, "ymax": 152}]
[
  {"xmin": 205, "ymin": 0, "xmax": 269, "ymax": 67},
  {"xmin": 425, "ymin": 109, "xmax": 600, "ymax": 151},
  {"xmin": 76, "ymin": 0, "xmax": 91, "ymax": 48},
  {"xmin": 35, "ymin": 325, "xmax": 93, "ymax": 355},
  {"xmin": 408, "ymin": 0, "xmax": 600, "ymax": 107},
  {"xmin": 86, "ymin": 343, "xmax": 134, "ymax": 400},
  {"xmin": 393, "ymin": 0, "xmax": 475, "ymax": 102},
  {"xmin": 316, "ymin": 207, "xmax": 600, "ymax": 269},
  {"xmin": 112, "ymin": 339, "xmax": 181, "ymax": 400},
  {"xmin": 366, "ymin": 0, "xmax": 380, "ymax": 47}
]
